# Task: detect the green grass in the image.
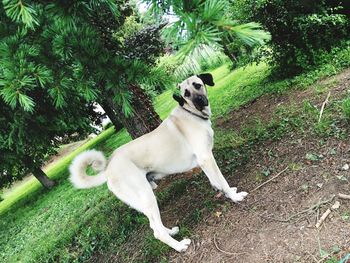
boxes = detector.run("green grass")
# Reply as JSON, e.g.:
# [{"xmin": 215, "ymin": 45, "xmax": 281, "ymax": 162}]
[
  {"xmin": 1, "ymin": 46, "xmax": 350, "ymax": 262},
  {"xmin": 0, "ymin": 128, "xmax": 116, "ymax": 215}
]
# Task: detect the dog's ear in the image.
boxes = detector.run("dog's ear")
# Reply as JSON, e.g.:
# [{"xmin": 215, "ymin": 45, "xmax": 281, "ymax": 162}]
[
  {"xmin": 197, "ymin": 73, "xmax": 214, "ymax": 86},
  {"xmin": 173, "ymin": 94, "xmax": 185, "ymax": 106}
]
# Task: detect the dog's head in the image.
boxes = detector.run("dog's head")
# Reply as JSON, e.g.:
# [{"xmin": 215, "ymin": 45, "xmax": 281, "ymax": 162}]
[{"xmin": 173, "ymin": 73, "xmax": 215, "ymax": 118}]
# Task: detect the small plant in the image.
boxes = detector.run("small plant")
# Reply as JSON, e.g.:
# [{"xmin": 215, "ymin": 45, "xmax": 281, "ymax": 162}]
[
  {"xmin": 289, "ymin": 163, "xmax": 303, "ymax": 171},
  {"xmin": 341, "ymin": 211, "xmax": 349, "ymax": 221},
  {"xmin": 261, "ymin": 168, "xmax": 271, "ymax": 177},
  {"xmin": 342, "ymin": 97, "xmax": 350, "ymax": 120},
  {"xmin": 191, "ymin": 208, "xmax": 203, "ymax": 224},
  {"xmin": 305, "ymin": 153, "xmax": 323, "ymax": 161}
]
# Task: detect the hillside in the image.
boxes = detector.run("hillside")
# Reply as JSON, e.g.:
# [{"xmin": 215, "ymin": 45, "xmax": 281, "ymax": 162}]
[{"xmin": 1, "ymin": 63, "xmax": 350, "ymax": 263}]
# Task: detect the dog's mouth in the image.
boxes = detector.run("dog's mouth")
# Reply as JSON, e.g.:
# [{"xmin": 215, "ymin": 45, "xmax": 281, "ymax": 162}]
[
  {"xmin": 201, "ymin": 107, "xmax": 210, "ymax": 117},
  {"xmin": 193, "ymin": 95, "xmax": 208, "ymax": 112}
]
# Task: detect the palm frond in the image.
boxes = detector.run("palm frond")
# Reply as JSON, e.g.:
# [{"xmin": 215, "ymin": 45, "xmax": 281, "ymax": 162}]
[
  {"xmin": 230, "ymin": 22, "xmax": 271, "ymax": 46},
  {"xmin": 202, "ymin": 0, "xmax": 227, "ymax": 22},
  {"xmin": 176, "ymin": 26, "xmax": 222, "ymax": 59},
  {"xmin": 175, "ymin": 44, "xmax": 223, "ymax": 79}
]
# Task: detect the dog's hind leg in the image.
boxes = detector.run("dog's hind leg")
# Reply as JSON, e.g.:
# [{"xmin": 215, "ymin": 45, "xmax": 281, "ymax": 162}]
[
  {"xmin": 146, "ymin": 172, "xmax": 167, "ymax": 190},
  {"xmin": 107, "ymin": 163, "xmax": 190, "ymax": 252}
]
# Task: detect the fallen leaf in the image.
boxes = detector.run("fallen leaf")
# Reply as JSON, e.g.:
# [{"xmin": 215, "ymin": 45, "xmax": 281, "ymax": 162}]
[{"xmin": 214, "ymin": 211, "xmax": 222, "ymax": 218}]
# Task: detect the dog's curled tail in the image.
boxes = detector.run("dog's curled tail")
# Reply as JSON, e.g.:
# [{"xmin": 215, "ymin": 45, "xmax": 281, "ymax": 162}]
[{"xmin": 69, "ymin": 150, "xmax": 107, "ymax": 189}]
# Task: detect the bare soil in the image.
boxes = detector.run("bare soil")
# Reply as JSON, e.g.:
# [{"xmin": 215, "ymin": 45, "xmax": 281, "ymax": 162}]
[
  {"xmin": 166, "ymin": 69, "xmax": 350, "ymax": 263},
  {"xmin": 95, "ymin": 69, "xmax": 350, "ymax": 263}
]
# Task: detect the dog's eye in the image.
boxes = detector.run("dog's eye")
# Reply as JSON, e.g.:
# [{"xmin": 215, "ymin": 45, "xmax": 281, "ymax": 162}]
[
  {"xmin": 193, "ymin": 83, "xmax": 202, "ymax": 90},
  {"xmin": 184, "ymin": 89, "xmax": 191, "ymax": 97}
]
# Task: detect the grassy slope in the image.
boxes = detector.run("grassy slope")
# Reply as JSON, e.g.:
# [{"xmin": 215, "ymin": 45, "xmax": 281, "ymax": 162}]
[
  {"xmin": 1, "ymin": 45, "xmax": 349, "ymax": 262},
  {"xmin": 0, "ymin": 63, "xmax": 269, "ymax": 263}
]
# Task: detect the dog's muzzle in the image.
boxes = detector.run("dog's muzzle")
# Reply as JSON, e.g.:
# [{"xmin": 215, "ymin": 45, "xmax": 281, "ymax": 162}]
[{"xmin": 193, "ymin": 95, "xmax": 208, "ymax": 111}]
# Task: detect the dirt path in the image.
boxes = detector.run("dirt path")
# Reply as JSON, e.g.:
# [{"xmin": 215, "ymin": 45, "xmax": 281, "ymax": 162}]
[{"xmin": 164, "ymin": 69, "xmax": 350, "ymax": 262}]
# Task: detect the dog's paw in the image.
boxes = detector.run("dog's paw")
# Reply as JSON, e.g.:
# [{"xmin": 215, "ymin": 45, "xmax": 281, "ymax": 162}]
[
  {"xmin": 225, "ymin": 188, "xmax": 248, "ymax": 203},
  {"xmin": 175, "ymin": 239, "xmax": 191, "ymax": 252},
  {"xmin": 168, "ymin": 226, "xmax": 179, "ymax": 236}
]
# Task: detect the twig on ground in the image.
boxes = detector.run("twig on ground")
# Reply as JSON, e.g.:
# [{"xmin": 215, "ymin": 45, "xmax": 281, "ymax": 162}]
[
  {"xmin": 306, "ymin": 251, "xmax": 319, "ymax": 263},
  {"xmin": 338, "ymin": 193, "xmax": 350, "ymax": 200},
  {"xmin": 251, "ymin": 167, "xmax": 289, "ymax": 193},
  {"xmin": 315, "ymin": 200, "xmax": 340, "ymax": 228},
  {"xmin": 213, "ymin": 235, "xmax": 245, "ymax": 256},
  {"xmin": 318, "ymin": 91, "xmax": 331, "ymax": 123},
  {"xmin": 259, "ymin": 195, "xmax": 335, "ymax": 223},
  {"xmin": 315, "ymin": 208, "xmax": 331, "ymax": 228}
]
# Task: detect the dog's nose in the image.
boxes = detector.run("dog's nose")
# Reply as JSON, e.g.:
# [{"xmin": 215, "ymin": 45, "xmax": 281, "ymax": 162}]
[
  {"xmin": 193, "ymin": 95, "xmax": 208, "ymax": 111},
  {"xmin": 198, "ymin": 95, "xmax": 208, "ymax": 107}
]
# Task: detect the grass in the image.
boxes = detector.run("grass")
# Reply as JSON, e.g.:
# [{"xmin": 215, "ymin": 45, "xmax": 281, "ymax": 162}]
[
  {"xmin": 1, "ymin": 45, "xmax": 350, "ymax": 262},
  {"xmin": 0, "ymin": 127, "xmax": 116, "ymax": 215}
]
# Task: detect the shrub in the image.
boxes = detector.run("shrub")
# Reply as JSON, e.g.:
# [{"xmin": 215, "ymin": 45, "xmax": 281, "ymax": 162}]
[
  {"xmin": 232, "ymin": 0, "xmax": 350, "ymax": 76},
  {"xmin": 157, "ymin": 51, "xmax": 228, "ymax": 82}
]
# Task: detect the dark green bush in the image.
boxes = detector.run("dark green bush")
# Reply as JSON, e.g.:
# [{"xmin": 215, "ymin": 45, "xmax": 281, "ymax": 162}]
[
  {"xmin": 124, "ymin": 24, "xmax": 165, "ymax": 65},
  {"xmin": 232, "ymin": 0, "xmax": 350, "ymax": 76}
]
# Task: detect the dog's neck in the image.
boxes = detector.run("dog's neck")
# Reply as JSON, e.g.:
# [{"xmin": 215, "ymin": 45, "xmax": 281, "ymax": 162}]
[
  {"xmin": 180, "ymin": 106, "xmax": 210, "ymax": 120},
  {"xmin": 173, "ymin": 94, "xmax": 210, "ymax": 121}
]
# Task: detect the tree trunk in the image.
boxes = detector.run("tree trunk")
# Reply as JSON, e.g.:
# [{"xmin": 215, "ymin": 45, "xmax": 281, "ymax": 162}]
[
  {"xmin": 222, "ymin": 41, "xmax": 238, "ymax": 64},
  {"xmin": 23, "ymin": 155, "xmax": 55, "ymax": 189},
  {"xmin": 32, "ymin": 167, "xmax": 55, "ymax": 189},
  {"xmin": 99, "ymin": 99, "xmax": 123, "ymax": 132},
  {"xmin": 106, "ymin": 84, "xmax": 161, "ymax": 139},
  {"xmin": 99, "ymin": 82, "xmax": 161, "ymax": 139},
  {"xmin": 122, "ymin": 84, "xmax": 162, "ymax": 139}
]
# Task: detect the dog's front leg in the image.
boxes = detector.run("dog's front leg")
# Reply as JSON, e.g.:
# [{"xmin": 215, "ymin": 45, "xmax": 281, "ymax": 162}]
[{"xmin": 197, "ymin": 152, "xmax": 248, "ymax": 202}]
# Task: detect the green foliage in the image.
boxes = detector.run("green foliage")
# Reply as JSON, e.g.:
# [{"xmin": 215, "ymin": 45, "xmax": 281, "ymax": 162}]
[
  {"xmin": 342, "ymin": 97, "xmax": 350, "ymax": 120},
  {"xmin": 156, "ymin": 49, "xmax": 229, "ymax": 84},
  {"xmin": 3, "ymin": 0, "xmax": 38, "ymax": 28},
  {"xmin": 145, "ymin": 0, "xmax": 270, "ymax": 67},
  {"xmin": 232, "ymin": 0, "xmax": 350, "ymax": 76},
  {"xmin": 0, "ymin": 0, "xmax": 172, "ymax": 187},
  {"xmin": 113, "ymin": 15, "xmax": 142, "ymax": 42},
  {"xmin": 123, "ymin": 24, "xmax": 165, "ymax": 65}
]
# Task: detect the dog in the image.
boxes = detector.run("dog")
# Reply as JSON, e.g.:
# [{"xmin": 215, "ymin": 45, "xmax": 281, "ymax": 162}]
[{"xmin": 69, "ymin": 73, "xmax": 248, "ymax": 252}]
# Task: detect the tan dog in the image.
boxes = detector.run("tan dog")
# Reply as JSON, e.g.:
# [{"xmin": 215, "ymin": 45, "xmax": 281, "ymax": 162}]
[{"xmin": 70, "ymin": 73, "xmax": 248, "ymax": 252}]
